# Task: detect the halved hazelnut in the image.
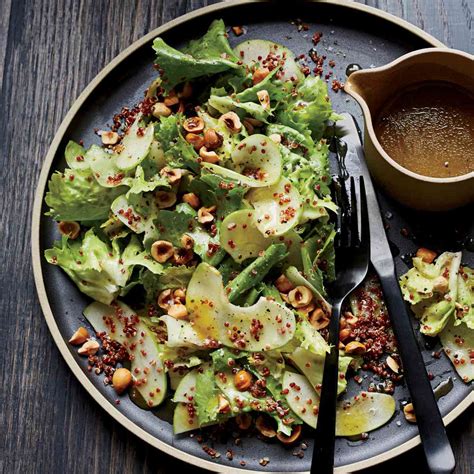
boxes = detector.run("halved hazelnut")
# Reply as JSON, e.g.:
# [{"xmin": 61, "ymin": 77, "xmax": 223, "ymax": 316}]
[
  {"xmin": 100, "ymin": 130, "xmax": 120, "ymax": 146},
  {"xmin": 231, "ymin": 25, "xmax": 244, "ymax": 36},
  {"xmin": 218, "ymin": 394, "xmax": 231, "ymax": 414},
  {"xmin": 173, "ymin": 288, "xmax": 186, "ymax": 302},
  {"xmin": 155, "ymin": 191, "xmax": 177, "ymax": 209},
  {"xmin": 339, "ymin": 328, "xmax": 352, "ymax": 342},
  {"xmin": 203, "ymin": 129, "xmax": 223, "ymax": 150},
  {"xmin": 58, "ymin": 221, "xmax": 80, "ymax": 239},
  {"xmin": 416, "ymin": 247, "xmax": 437, "ymax": 264},
  {"xmin": 309, "ymin": 308, "xmax": 330, "ymax": 330},
  {"xmin": 69, "ymin": 327, "xmax": 89, "ymax": 345},
  {"xmin": 275, "ymin": 274, "xmax": 294, "ymax": 293},
  {"xmin": 183, "ymin": 116, "xmax": 205, "ymax": 133},
  {"xmin": 167, "ymin": 303, "xmax": 188, "ymax": 320},
  {"xmin": 112, "ymin": 368, "xmax": 132, "ymax": 394},
  {"xmin": 181, "ymin": 234, "xmax": 194, "ymax": 250},
  {"xmin": 157, "ymin": 289, "xmax": 174, "ymax": 310},
  {"xmin": 269, "ymin": 133, "xmax": 281, "ymax": 144},
  {"xmin": 298, "ymin": 302, "xmax": 315, "ymax": 314},
  {"xmin": 164, "ymin": 95, "xmax": 179, "ymax": 107},
  {"xmin": 159, "ymin": 167, "xmax": 182, "ymax": 184},
  {"xmin": 403, "ymin": 403, "xmax": 416, "ymax": 423},
  {"xmin": 219, "ymin": 111, "xmax": 242, "ymax": 133},
  {"xmin": 255, "ymin": 415, "xmax": 277, "ymax": 438},
  {"xmin": 173, "ymin": 247, "xmax": 194, "ymax": 266},
  {"xmin": 345, "ymin": 341, "xmax": 366, "ymax": 355},
  {"xmin": 182, "ymin": 192, "xmax": 200, "ymax": 209},
  {"xmin": 276, "ymin": 425, "xmax": 302, "ymax": 444},
  {"xmin": 386, "ymin": 355, "xmax": 400, "ymax": 373},
  {"xmin": 185, "ymin": 132, "xmax": 205, "ymax": 150},
  {"xmin": 343, "ymin": 311, "xmax": 359, "ymax": 327},
  {"xmin": 252, "ymin": 67, "xmax": 270, "ymax": 85},
  {"xmin": 199, "ymin": 146, "xmax": 219, "ymax": 163},
  {"xmin": 257, "ymin": 90, "xmax": 270, "ymax": 109},
  {"xmin": 151, "ymin": 240, "xmax": 174, "ymax": 263},
  {"xmin": 152, "ymin": 102, "xmax": 172, "ymax": 118},
  {"xmin": 288, "ymin": 286, "xmax": 313, "ymax": 308},
  {"xmin": 78, "ymin": 339, "xmax": 100, "ymax": 356},
  {"xmin": 236, "ymin": 413, "xmax": 252, "ymax": 430},
  {"xmin": 197, "ymin": 206, "xmax": 216, "ymax": 224}
]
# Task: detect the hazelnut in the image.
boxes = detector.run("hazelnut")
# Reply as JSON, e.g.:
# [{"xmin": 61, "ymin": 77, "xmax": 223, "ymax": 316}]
[
  {"xmin": 298, "ymin": 302, "xmax": 316, "ymax": 314},
  {"xmin": 252, "ymin": 67, "xmax": 270, "ymax": 85},
  {"xmin": 234, "ymin": 370, "xmax": 252, "ymax": 391},
  {"xmin": 288, "ymin": 286, "xmax": 313, "ymax": 308},
  {"xmin": 416, "ymin": 247, "xmax": 437, "ymax": 264},
  {"xmin": 182, "ymin": 192, "xmax": 200, "ymax": 209},
  {"xmin": 151, "ymin": 240, "xmax": 174, "ymax": 263},
  {"xmin": 178, "ymin": 82, "xmax": 192, "ymax": 99},
  {"xmin": 236, "ymin": 413, "xmax": 252, "ymax": 430},
  {"xmin": 185, "ymin": 132, "xmax": 205, "ymax": 150},
  {"xmin": 164, "ymin": 95, "xmax": 179, "ymax": 107},
  {"xmin": 257, "ymin": 89, "xmax": 270, "ymax": 109},
  {"xmin": 219, "ymin": 112, "xmax": 242, "ymax": 133},
  {"xmin": 433, "ymin": 276, "xmax": 449, "ymax": 293},
  {"xmin": 173, "ymin": 288, "xmax": 186, "ymax": 302},
  {"xmin": 180, "ymin": 234, "xmax": 194, "ymax": 250},
  {"xmin": 183, "ymin": 116, "xmax": 205, "ymax": 133},
  {"xmin": 172, "ymin": 247, "xmax": 194, "ymax": 266},
  {"xmin": 157, "ymin": 289, "xmax": 174, "ymax": 310},
  {"xmin": 155, "ymin": 191, "xmax": 177, "ymax": 209},
  {"xmin": 309, "ymin": 308, "xmax": 330, "ymax": 330},
  {"xmin": 339, "ymin": 328, "xmax": 352, "ymax": 342},
  {"xmin": 275, "ymin": 274, "xmax": 294, "ymax": 293},
  {"xmin": 344, "ymin": 341, "xmax": 366, "ymax": 355},
  {"xmin": 167, "ymin": 303, "xmax": 189, "ymax": 320},
  {"xmin": 176, "ymin": 101, "xmax": 185, "ymax": 114},
  {"xmin": 242, "ymin": 119, "xmax": 255, "ymax": 135},
  {"xmin": 58, "ymin": 221, "xmax": 80, "ymax": 239},
  {"xmin": 269, "ymin": 133, "xmax": 281, "ymax": 144},
  {"xmin": 386, "ymin": 355, "xmax": 400, "ymax": 374},
  {"xmin": 199, "ymin": 146, "xmax": 219, "ymax": 163},
  {"xmin": 231, "ymin": 25, "xmax": 244, "ymax": 36},
  {"xmin": 69, "ymin": 327, "xmax": 89, "ymax": 345},
  {"xmin": 255, "ymin": 415, "xmax": 277, "ymax": 438},
  {"xmin": 159, "ymin": 167, "xmax": 182, "ymax": 184},
  {"xmin": 343, "ymin": 311, "xmax": 359, "ymax": 327},
  {"xmin": 100, "ymin": 130, "xmax": 120, "ymax": 145},
  {"xmin": 276, "ymin": 425, "xmax": 302, "ymax": 444},
  {"xmin": 197, "ymin": 206, "xmax": 216, "ymax": 224},
  {"xmin": 403, "ymin": 403, "xmax": 416, "ymax": 423},
  {"xmin": 203, "ymin": 129, "xmax": 223, "ymax": 150},
  {"xmin": 152, "ymin": 102, "xmax": 172, "ymax": 118},
  {"xmin": 112, "ymin": 368, "xmax": 132, "ymax": 394},
  {"xmin": 243, "ymin": 117, "xmax": 264, "ymax": 127},
  {"xmin": 78, "ymin": 339, "xmax": 100, "ymax": 356},
  {"xmin": 218, "ymin": 394, "xmax": 231, "ymax": 414}
]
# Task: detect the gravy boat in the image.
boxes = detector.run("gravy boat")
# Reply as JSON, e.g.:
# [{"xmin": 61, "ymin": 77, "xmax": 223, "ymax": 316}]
[{"xmin": 344, "ymin": 48, "xmax": 474, "ymax": 211}]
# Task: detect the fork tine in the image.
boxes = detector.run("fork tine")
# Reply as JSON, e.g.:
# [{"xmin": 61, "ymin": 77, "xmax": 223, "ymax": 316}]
[
  {"xmin": 331, "ymin": 178, "xmax": 342, "ymax": 248},
  {"xmin": 349, "ymin": 177, "xmax": 359, "ymax": 247},
  {"xmin": 338, "ymin": 176, "xmax": 350, "ymax": 247},
  {"xmin": 359, "ymin": 176, "xmax": 370, "ymax": 253}
]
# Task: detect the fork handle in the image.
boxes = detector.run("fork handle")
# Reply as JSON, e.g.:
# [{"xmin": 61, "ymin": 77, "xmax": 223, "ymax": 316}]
[
  {"xmin": 377, "ymin": 266, "xmax": 455, "ymax": 474},
  {"xmin": 311, "ymin": 301, "xmax": 342, "ymax": 474}
]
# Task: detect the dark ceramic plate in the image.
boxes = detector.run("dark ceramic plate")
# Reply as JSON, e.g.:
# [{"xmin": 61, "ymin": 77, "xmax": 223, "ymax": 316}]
[{"xmin": 32, "ymin": 1, "xmax": 472, "ymax": 472}]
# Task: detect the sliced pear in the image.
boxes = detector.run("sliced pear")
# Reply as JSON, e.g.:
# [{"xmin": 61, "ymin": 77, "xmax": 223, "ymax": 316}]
[
  {"xmin": 203, "ymin": 134, "xmax": 281, "ymax": 187},
  {"xmin": 283, "ymin": 372, "xmax": 396, "ymax": 435},
  {"xmin": 115, "ymin": 119, "xmax": 154, "ymax": 170},
  {"xmin": 160, "ymin": 315, "xmax": 205, "ymax": 348},
  {"xmin": 247, "ymin": 177, "xmax": 302, "ymax": 236},
  {"xmin": 173, "ymin": 369, "xmax": 198, "ymax": 403},
  {"xmin": 83, "ymin": 301, "xmax": 167, "ymax": 408},
  {"xmin": 220, "ymin": 209, "xmax": 302, "ymax": 266},
  {"xmin": 173, "ymin": 402, "xmax": 199, "ymax": 434},
  {"xmin": 234, "ymin": 39, "xmax": 304, "ymax": 83},
  {"xmin": 186, "ymin": 263, "xmax": 295, "ymax": 351},
  {"xmin": 87, "ymin": 145, "xmax": 124, "ymax": 188}
]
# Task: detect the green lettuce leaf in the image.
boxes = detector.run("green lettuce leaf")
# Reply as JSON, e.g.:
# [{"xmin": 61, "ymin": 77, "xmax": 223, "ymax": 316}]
[
  {"xmin": 45, "ymin": 168, "xmax": 125, "ymax": 222},
  {"xmin": 455, "ymin": 266, "xmax": 473, "ymax": 329},
  {"xmin": 195, "ymin": 367, "xmax": 220, "ymax": 425},
  {"xmin": 153, "ymin": 19, "xmax": 241, "ymax": 92},
  {"xmin": 140, "ymin": 265, "xmax": 194, "ymax": 303},
  {"xmin": 294, "ymin": 318, "xmax": 330, "ymax": 355}
]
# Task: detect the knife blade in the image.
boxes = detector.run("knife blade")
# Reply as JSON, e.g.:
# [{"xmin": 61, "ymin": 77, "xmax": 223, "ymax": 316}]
[{"xmin": 334, "ymin": 113, "xmax": 455, "ymax": 474}]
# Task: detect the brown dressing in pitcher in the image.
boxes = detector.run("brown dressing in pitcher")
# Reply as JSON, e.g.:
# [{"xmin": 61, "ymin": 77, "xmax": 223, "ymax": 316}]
[{"xmin": 374, "ymin": 81, "xmax": 474, "ymax": 178}]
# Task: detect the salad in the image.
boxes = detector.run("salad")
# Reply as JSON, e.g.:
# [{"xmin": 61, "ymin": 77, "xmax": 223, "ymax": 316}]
[{"xmin": 44, "ymin": 20, "xmax": 471, "ymax": 450}]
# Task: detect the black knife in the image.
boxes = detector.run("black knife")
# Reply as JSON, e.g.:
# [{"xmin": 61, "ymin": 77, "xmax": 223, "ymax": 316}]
[{"xmin": 335, "ymin": 113, "xmax": 455, "ymax": 474}]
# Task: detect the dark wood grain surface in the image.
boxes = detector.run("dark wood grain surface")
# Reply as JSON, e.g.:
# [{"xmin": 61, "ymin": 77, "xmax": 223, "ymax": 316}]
[{"xmin": 1, "ymin": 1, "xmax": 472, "ymax": 473}]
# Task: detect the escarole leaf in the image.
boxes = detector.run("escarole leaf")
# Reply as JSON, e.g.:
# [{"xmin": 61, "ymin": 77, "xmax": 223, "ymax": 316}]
[
  {"xmin": 45, "ymin": 167, "xmax": 125, "ymax": 222},
  {"xmin": 153, "ymin": 19, "xmax": 241, "ymax": 92}
]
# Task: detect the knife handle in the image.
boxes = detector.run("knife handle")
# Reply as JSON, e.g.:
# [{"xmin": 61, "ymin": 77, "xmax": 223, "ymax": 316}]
[{"xmin": 377, "ymin": 266, "xmax": 455, "ymax": 474}]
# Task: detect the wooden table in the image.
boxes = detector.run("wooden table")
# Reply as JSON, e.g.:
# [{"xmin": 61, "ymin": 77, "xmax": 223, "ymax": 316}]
[{"xmin": 1, "ymin": 1, "xmax": 472, "ymax": 473}]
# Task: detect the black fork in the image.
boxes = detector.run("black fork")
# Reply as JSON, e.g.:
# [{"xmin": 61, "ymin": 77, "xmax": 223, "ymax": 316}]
[{"xmin": 311, "ymin": 176, "xmax": 370, "ymax": 474}]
